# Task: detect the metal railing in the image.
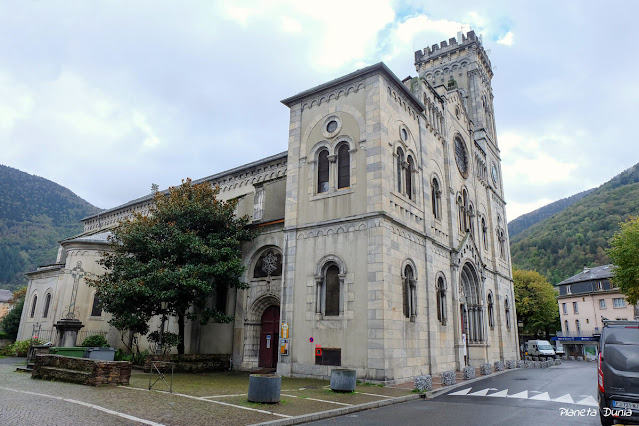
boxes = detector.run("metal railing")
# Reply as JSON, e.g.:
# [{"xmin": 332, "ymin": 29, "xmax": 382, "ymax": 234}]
[{"xmin": 556, "ymin": 330, "xmax": 600, "ymax": 338}]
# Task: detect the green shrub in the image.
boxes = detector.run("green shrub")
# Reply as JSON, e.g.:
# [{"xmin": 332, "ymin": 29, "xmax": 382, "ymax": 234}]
[
  {"xmin": 0, "ymin": 331, "xmax": 9, "ymax": 339},
  {"xmin": 114, "ymin": 349, "xmax": 132, "ymax": 362},
  {"xmin": 80, "ymin": 335, "xmax": 109, "ymax": 348},
  {"xmin": 1, "ymin": 339, "xmax": 41, "ymax": 357}
]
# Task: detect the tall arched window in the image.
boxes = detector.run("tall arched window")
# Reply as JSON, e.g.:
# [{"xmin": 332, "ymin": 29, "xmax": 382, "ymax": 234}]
[
  {"xmin": 406, "ymin": 156, "xmax": 415, "ymax": 200},
  {"xmin": 325, "ymin": 264, "xmax": 340, "ymax": 316},
  {"xmin": 431, "ymin": 178, "xmax": 441, "ymax": 219},
  {"xmin": 505, "ymin": 297, "xmax": 511, "ymax": 330},
  {"xmin": 481, "ymin": 217, "xmax": 487, "ymax": 249},
  {"xmin": 403, "ymin": 264, "xmax": 416, "ymax": 321},
  {"xmin": 436, "ymin": 276, "xmax": 446, "ymax": 325},
  {"xmin": 396, "ymin": 147, "xmax": 404, "ymax": 193},
  {"xmin": 318, "ymin": 149, "xmax": 329, "ymax": 193},
  {"xmin": 29, "ymin": 295, "xmax": 38, "ymax": 318},
  {"xmin": 42, "ymin": 293, "xmax": 52, "ymax": 319},
  {"xmin": 468, "ymin": 204, "xmax": 475, "ymax": 239},
  {"xmin": 90, "ymin": 294, "xmax": 103, "ymax": 317},
  {"xmin": 487, "ymin": 292, "xmax": 494, "ymax": 329},
  {"xmin": 337, "ymin": 144, "xmax": 350, "ymax": 189},
  {"xmin": 565, "ymin": 320, "xmax": 569, "ymax": 334}
]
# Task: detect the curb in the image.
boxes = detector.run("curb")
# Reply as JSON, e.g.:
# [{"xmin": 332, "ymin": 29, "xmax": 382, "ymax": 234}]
[{"xmin": 250, "ymin": 368, "xmax": 516, "ymax": 426}]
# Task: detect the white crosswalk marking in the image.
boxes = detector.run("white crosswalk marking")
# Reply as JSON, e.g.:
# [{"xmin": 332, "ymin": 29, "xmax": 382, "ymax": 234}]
[
  {"xmin": 487, "ymin": 389, "xmax": 509, "ymax": 397},
  {"xmin": 575, "ymin": 395, "xmax": 598, "ymax": 407},
  {"xmin": 552, "ymin": 394, "xmax": 574, "ymax": 403},
  {"xmin": 508, "ymin": 390, "xmax": 528, "ymax": 399},
  {"xmin": 529, "ymin": 392, "xmax": 550, "ymax": 401},
  {"xmin": 468, "ymin": 388, "xmax": 492, "ymax": 396},
  {"xmin": 449, "ymin": 388, "xmax": 472, "ymax": 396}
]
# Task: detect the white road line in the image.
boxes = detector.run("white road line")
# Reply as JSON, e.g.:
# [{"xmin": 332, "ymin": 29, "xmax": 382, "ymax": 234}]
[
  {"xmin": 201, "ymin": 394, "xmax": 247, "ymax": 398},
  {"xmin": 553, "ymin": 394, "xmax": 574, "ymax": 404},
  {"xmin": 0, "ymin": 386, "xmax": 165, "ymax": 426},
  {"xmin": 355, "ymin": 392, "xmax": 394, "ymax": 398},
  {"xmin": 280, "ymin": 394, "xmax": 352, "ymax": 406},
  {"xmin": 118, "ymin": 386, "xmax": 291, "ymax": 418},
  {"xmin": 468, "ymin": 388, "xmax": 492, "ymax": 396},
  {"xmin": 487, "ymin": 389, "xmax": 509, "ymax": 397},
  {"xmin": 449, "ymin": 387, "xmax": 472, "ymax": 396},
  {"xmin": 530, "ymin": 392, "xmax": 550, "ymax": 401},
  {"xmin": 508, "ymin": 390, "xmax": 528, "ymax": 399},
  {"xmin": 576, "ymin": 395, "xmax": 598, "ymax": 407}
]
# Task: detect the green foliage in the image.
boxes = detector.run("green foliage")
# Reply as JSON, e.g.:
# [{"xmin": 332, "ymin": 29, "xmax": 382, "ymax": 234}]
[
  {"xmin": 0, "ymin": 294, "xmax": 25, "ymax": 340},
  {"xmin": 0, "ymin": 164, "xmax": 101, "ymax": 288},
  {"xmin": 80, "ymin": 334, "xmax": 109, "ymax": 348},
  {"xmin": 608, "ymin": 216, "xmax": 639, "ymax": 304},
  {"xmin": 1, "ymin": 338, "xmax": 41, "ymax": 356},
  {"xmin": 510, "ymin": 163, "xmax": 639, "ymax": 284},
  {"xmin": 88, "ymin": 179, "xmax": 258, "ymax": 354},
  {"xmin": 513, "ymin": 269, "xmax": 559, "ymax": 337},
  {"xmin": 0, "ymin": 331, "xmax": 8, "ymax": 339},
  {"xmin": 114, "ymin": 348, "xmax": 132, "ymax": 362},
  {"xmin": 147, "ymin": 331, "xmax": 181, "ymax": 354}
]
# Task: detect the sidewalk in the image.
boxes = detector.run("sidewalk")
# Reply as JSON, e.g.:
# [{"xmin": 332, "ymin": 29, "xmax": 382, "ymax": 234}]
[{"xmin": 0, "ymin": 357, "xmax": 512, "ymax": 426}]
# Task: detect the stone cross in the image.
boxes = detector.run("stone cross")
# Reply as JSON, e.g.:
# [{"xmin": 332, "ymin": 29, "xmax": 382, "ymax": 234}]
[{"xmin": 62, "ymin": 261, "xmax": 94, "ymax": 319}]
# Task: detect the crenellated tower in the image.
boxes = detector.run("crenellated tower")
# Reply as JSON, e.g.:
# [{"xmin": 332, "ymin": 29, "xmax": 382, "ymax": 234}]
[{"xmin": 415, "ymin": 30, "xmax": 497, "ymax": 152}]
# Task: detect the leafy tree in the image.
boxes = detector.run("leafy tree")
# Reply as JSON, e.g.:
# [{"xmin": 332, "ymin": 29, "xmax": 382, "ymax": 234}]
[
  {"xmin": 513, "ymin": 269, "xmax": 559, "ymax": 338},
  {"xmin": 88, "ymin": 179, "xmax": 257, "ymax": 354},
  {"xmin": 0, "ymin": 287, "xmax": 27, "ymax": 340},
  {"xmin": 607, "ymin": 216, "xmax": 639, "ymax": 304}
]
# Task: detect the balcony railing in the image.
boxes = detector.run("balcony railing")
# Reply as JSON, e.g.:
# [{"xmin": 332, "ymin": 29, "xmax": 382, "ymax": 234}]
[{"xmin": 556, "ymin": 329, "xmax": 600, "ymax": 338}]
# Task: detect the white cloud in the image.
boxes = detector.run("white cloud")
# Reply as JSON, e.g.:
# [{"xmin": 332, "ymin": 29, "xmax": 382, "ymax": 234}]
[{"xmin": 497, "ymin": 31, "xmax": 514, "ymax": 46}]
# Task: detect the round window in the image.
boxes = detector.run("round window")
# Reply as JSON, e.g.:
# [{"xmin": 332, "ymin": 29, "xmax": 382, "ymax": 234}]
[
  {"xmin": 454, "ymin": 137, "xmax": 469, "ymax": 177},
  {"xmin": 326, "ymin": 120, "xmax": 338, "ymax": 133}
]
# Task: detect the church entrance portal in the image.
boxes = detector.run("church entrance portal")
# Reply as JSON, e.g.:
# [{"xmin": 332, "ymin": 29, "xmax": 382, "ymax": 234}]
[{"xmin": 258, "ymin": 305, "xmax": 280, "ymax": 368}]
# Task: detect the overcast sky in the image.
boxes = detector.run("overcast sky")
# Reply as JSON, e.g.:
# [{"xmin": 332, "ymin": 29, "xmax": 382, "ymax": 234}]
[{"xmin": 1, "ymin": 1, "xmax": 637, "ymax": 221}]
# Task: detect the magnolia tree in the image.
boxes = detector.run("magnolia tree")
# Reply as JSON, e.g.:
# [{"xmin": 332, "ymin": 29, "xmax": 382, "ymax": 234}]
[
  {"xmin": 88, "ymin": 179, "xmax": 257, "ymax": 354},
  {"xmin": 608, "ymin": 216, "xmax": 639, "ymax": 304}
]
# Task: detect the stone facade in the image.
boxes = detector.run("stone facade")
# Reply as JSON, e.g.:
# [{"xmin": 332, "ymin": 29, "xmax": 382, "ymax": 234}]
[
  {"xmin": 32, "ymin": 354, "xmax": 131, "ymax": 386},
  {"xmin": 18, "ymin": 31, "xmax": 518, "ymax": 383}
]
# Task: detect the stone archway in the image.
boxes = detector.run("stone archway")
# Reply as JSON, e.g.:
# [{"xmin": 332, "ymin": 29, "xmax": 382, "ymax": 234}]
[
  {"xmin": 258, "ymin": 305, "xmax": 280, "ymax": 368},
  {"xmin": 242, "ymin": 294, "xmax": 280, "ymax": 370},
  {"xmin": 460, "ymin": 262, "xmax": 484, "ymax": 344}
]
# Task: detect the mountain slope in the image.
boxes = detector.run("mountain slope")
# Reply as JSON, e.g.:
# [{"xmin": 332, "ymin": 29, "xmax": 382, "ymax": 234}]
[
  {"xmin": 0, "ymin": 165, "xmax": 101, "ymax": 290},
  {"xmin": 508, "ymin": 188, "xmax": 596, "ymax": 238},
  {"xmin": 510, "ymin": 162, "xmax": 639, "ymax": 284}
]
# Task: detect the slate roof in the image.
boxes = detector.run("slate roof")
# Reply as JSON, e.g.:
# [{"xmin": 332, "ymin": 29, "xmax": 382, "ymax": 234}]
[
  {"xmin": 557, "ymin": 264, "xmax": 614, "ymax": 285},
  {"xmin": 0, "ymin": 289, "xmax": 13, "ymax": 303}
]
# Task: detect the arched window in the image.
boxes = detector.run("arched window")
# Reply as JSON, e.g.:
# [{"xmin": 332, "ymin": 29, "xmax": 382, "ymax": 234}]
[
  {"xmin": 90, "ymin": 294, "xmax": 103, "ymax": 317},
  {"xmin": 431, "ymin": 178, "xmax": 441, "ymax": 219},
  {"xmin": 505, "ymin": 297, "xmax": 511, "ymax": 330},
  {"xmin": 402, "ymin": 264, "xmax": 416, "ymax": 321},
  {"xmin": 337, "ymin": 144, "xmax": 350, "ymax": 189},
  {"xmin": 461, "ymin": 189, "xmax": 469, "ymax": 232},
  {"xmin": 253, "ymin": 249, "xmax": 283, "ymax": 278},
  {"xmin": 406, "ymin": 156, "xmax": 415, "ymax": 200},
  {"xmin": 30, "ymin": 295, "xmax": 38, "ymax": 318},
  {"xmin": 575, "ymin": 319, "xmax": 581, "ymax": 334},
  {"xmin": 481, "ymin": 217, "xmax": 487, "ymax": 249},
  {"xmin": 487, "ymin": 292, "xmax": 494, "ymax": 329},
  {"xmin": 325, "ymin": 265, "xmax": 340, "ymax": 316},
  {"xmin": 436, "ymin": 276, "xmax": 446, "ymax": 325},
  {"xmin": 396, "ymin": 147, "xmax": 404, "ymax": 193},
  {"xmin": 497, "ymin": 215, "xmax": 506, "ymax": 259},
  {"xmin": 468, "ymin": 204, "xmax": 475, "ymax": 239},
  {"xmin": 565, "ymin": 320, "xmax": 569, "ymax": 334},
  {"xmin": 42, "ymin": 293, "xmax": 52, "ymax": 319},
  {"xmin": 318, "ymin": 149, "xmax": 329, "ymax": 193}
]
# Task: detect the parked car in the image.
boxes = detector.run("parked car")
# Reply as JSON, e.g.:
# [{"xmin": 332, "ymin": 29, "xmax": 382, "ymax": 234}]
[
  {"xmin": 526, "ymin": 340, "xmax": 556, "ymax": 358},
  {"xmin": 554, "ymin": 342, "xmax": 565, "ymax": 356},
  {"xmin": 598, "ymin": 320, "xmax": 639, "ymax": 426}
]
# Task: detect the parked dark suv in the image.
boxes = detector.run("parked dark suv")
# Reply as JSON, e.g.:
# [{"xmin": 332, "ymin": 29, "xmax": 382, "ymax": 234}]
[{"xmin": 599, "ymin": 320, "xmax": 639, "ymax": 425}]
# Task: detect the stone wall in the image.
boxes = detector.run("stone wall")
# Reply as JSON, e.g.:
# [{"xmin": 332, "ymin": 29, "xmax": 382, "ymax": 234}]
[
  {"xmin": 32, "ymin": 354, "xmax": 131, "ymax": 386},
  {"xmin": 144, "ymin": 354, "xmax": 230, "ymax": 372}
]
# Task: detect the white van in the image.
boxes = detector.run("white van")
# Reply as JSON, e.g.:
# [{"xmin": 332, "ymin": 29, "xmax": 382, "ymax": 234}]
[
  {"xmin": 527, "ymin": 340, "xmax": 556, "ymax": 358},
  {"xmin": 554, "ymin": 341, "xmax": 565, "ymax": 355}
]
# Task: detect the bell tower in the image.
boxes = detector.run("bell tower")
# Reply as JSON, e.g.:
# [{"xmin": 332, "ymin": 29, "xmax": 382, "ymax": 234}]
[{"xmin": 414, "ymin": 30, "xmax": 497, "ymax": 151}]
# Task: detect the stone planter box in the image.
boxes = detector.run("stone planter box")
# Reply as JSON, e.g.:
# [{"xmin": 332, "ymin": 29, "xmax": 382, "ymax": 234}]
[
  {"xmin": 494, "ymin": 361, "xmax": 504, "ymax": 371},
  {"xmin": 480, "ymin": 363, "xmax": 492, "ymax": 375},
  {"xmin": 463, "ymin": 366, "xmax": 476, "ymax": 380},
  {"xmin": 330, "ymin": 369, "xmax": 356, "ymax": 392},
  {"xmin": 516, "ymin": 360, "xmax": 525, "ymax": 369},
  {"xmin": 248, "ymin": 374, "xmax": 281, "ymax": 403},
  {"xmin": 144, "ymin": 354, "xmax": 230, "ymax": 372},
  {"xmin": 414, "ymin": 375, "xmax": 432, "ymax": 392},
  {"xmin": 505, "ymin": 360, "xmax": 516, "ymax": 369},
  {"xmin": 441, "ymin": 370, "xmax": 456, "ymax": 386},
  {"xmin": 32, "ymin": 354, "xmax": 131, "ymax": 386}
]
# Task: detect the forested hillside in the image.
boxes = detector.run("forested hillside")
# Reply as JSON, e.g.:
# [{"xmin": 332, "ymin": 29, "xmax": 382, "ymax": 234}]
[
  {"xmin": 510, "ymin": 162, "xmax": 639, "ymax": 284},
  {"xmin": 508, "ymin": 188, "xmax": 595, "ymax": 238},
  {"xmin": 0, "ymin": 165, "xmax": 101, "ymax": 290}
]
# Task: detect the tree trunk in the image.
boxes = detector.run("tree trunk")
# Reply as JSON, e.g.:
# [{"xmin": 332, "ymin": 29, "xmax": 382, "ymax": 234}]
[{"xmin": 178, "ymin": 313, "xmax": 185, "ymax": 354}]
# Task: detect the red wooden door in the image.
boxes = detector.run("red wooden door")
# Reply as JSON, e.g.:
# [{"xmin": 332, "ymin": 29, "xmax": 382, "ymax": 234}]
[{"xmin": 258, "ymin": 306, "xmax": 280, "ymax": 368}]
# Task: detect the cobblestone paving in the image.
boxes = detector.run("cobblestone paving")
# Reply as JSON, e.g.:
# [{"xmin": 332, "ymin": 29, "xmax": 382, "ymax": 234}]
[{"xmin": 0, "ymin": 358, "xmax": 415, "ymax": 426}]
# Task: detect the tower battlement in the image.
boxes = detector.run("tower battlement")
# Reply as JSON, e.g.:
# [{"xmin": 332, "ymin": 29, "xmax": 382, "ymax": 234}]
[{"xmin": 414, "ymin": 30, "xmax": 490, "ymax": 68}]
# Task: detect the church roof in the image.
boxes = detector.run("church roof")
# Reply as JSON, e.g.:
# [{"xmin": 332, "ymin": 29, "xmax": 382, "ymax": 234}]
[
  {"xmin": 280, "ymin": 62, "xmax": 425, "ymax": 111},
  {"xmin": 81, "ymin": 151, "xmax": 288, "ymax": 222},
  {"xmin": 557, "ymin": 264, "xmax": 614, "ymax": 285}
]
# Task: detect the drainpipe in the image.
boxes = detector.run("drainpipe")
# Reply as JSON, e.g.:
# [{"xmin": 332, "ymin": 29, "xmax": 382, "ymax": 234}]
[{"xmin": 278, "ymin": 234, "xmax": 288, "ymax": 366}]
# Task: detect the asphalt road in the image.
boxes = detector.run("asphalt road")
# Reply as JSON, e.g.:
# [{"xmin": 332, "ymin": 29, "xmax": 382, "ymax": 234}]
[{"xmin": 307, "ymin": 361, "xmax": 602, "ymax": 426}]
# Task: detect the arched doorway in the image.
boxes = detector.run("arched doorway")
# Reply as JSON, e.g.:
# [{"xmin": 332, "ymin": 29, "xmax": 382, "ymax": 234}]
[
  {"xmin": 258, "ymin": 305, "xmax": 280, "ymax": 368},
  {"xmin": 460, "ymin": 262, "xmax": 483, "ymax": 344}
]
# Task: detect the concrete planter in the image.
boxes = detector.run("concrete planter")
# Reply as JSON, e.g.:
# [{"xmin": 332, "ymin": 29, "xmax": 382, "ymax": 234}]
[
  {"xmin": 463, "ymin": 366, "xmax": 476, "ymax": 380},
  {"xmin": 330, "ymin": 369, "xmax": 357, "ymax": 392},
  {"xmin": 494, "ymin": 361, "xmax": 504, "ymax": 372},
  {"xmin": 414, "ymin": 375, "xmax": 432, "ymax": 392},
  {"xmin": 248, "ymin": 374, "xmax": 281, "ymax": 403},
  {"xmin": 441, "ymin": 370, "xmax": 456, "ymax": 386},
  {"xmin": 480, "ymin": 363, "xmax": 492, "ymax": 375}
]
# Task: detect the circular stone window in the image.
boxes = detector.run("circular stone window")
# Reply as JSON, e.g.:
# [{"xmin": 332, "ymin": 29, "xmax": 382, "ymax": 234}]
[
  {"xmin": 454, "ymin": 137, "xmax": 469, "ymax": 178},
  {"xmin": 322, "ymin": 116, "xmax": 342, "ymax": 138},
  {"xmin": 401, "ymin": 128, "xmax": 408, "ymax": 141}
]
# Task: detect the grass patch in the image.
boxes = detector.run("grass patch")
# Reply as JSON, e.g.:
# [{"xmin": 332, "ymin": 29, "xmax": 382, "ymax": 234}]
[
  {"xmin": 246, "ymin": 399, "xmax": 288, "ymax": 407},
  {"xmin": 361, "ymin": 382, "xmax": 384, "ymax": 387}
]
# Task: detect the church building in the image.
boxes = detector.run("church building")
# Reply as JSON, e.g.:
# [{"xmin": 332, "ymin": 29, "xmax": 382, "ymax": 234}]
[{"xmin": 17, "ymin": 31, "xmax": 519, "ymax": 382}]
